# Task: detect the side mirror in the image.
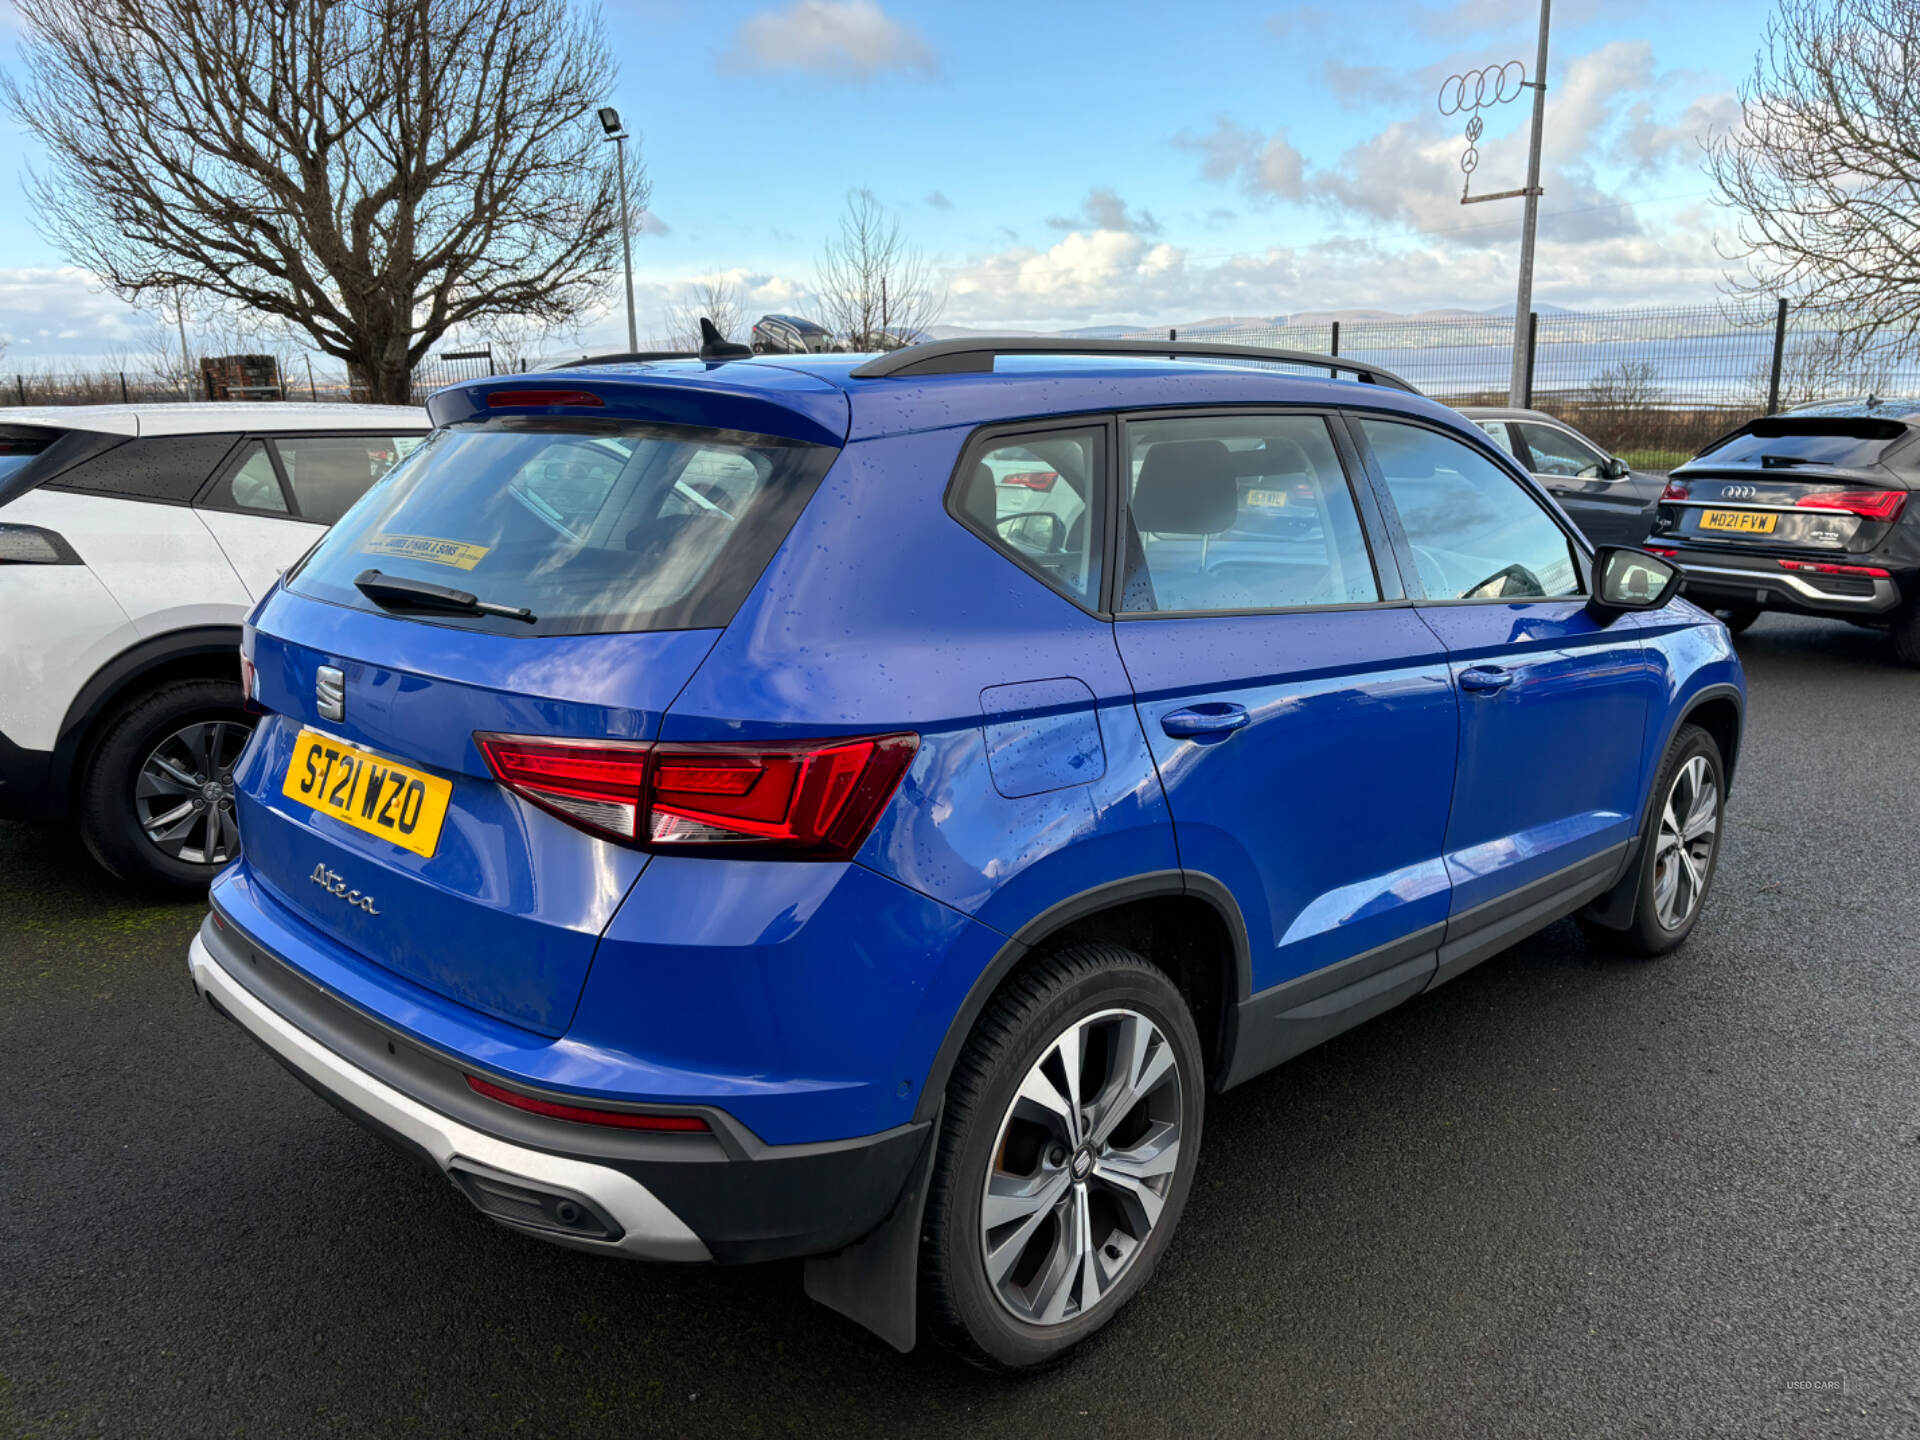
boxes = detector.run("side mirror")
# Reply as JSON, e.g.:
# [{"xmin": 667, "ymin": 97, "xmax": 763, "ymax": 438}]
[
  {"xmin": 1602, "ymin": 456, "xmax": 1631, "ymax": 480},
  {"xmin": 1587, "ymin": 545, "xmax": 1681, "ymax": 620},
  {"xmin": 997, "ymin": 511, "xmax": 1067, "ymax": 553}
]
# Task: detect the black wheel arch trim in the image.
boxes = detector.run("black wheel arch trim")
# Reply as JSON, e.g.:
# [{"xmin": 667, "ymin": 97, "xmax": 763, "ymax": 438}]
[
  {"xmin": 910, "ymin": 869, "xmax": 1252, "ymax": 1125},
  {"xmin": 53, "ymin": 625, "xmax": 245, "ymax": 808},
  {"xmin": 1582, "ymin": 682, "xmax": 1743, "ymax": 930},
  {"xmin": 1668, "ymin": 681, "xmax": 1745, "ymax": 789}
]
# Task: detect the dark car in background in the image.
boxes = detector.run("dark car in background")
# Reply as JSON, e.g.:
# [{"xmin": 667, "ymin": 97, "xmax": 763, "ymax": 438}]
[
  {"xmin": 750, "ymin": 314, "xmax": 834, "ymax": 354},
  {"xmin": 1645, "ymin": 399, "xmax": 1920, "ymax": 657},
  {"xmin": 1463, "ymin": 406, "xmax": 1664, "ymax": 548}
]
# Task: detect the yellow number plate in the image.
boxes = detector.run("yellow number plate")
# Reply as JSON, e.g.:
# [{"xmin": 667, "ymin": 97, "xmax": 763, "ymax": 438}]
[
  {"xmin": 1698, "ymin": 509, "xmax": 1777, "ymax": 534},
  {"xmin": 1245, "ymin": 489, "xmax": 1288, "ymax": 508},
  {"xmin": 280, "ymin": 728, "xmax": 452, "ymax": 858}
]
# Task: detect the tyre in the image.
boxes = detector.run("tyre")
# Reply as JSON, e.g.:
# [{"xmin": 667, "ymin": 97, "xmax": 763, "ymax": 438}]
[
  {"xmin": 1714, "ymin": 605, "xmax": 1761, "ymax": 635},
  {"xmin": 920, "ymin": 944, "xmax": 1205, "ymax": 1369},
  {"xmin": 77, "ymin": 678, "xmax": 253, "ymax": 895},
  {"xmin": 1581, "ymin": 723, "xmax": 1725, "ymax": 958},
  {"xmin": 1891, "ymin": 604, "xmax": 1920, "ymax": 666}
]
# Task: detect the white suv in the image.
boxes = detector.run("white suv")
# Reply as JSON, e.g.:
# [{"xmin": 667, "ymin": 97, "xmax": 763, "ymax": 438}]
[{"xmin": 0, "ymin": 403, "xmax": 428, "ymax": 891}]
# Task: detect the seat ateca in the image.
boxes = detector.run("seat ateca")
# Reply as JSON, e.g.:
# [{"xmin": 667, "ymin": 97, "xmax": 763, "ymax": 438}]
[{"xmin": 188, "ymin": 333, "xmax": 1744, "ymax": 1367}]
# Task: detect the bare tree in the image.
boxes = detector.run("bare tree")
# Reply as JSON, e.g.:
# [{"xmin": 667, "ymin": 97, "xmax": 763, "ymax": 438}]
[
  {"xmin": 5, "ymin": 0, "xmax": 631, "ymax": 404},
  {"xmin": 813, "ymin": 189, "xmax": 944, "ymax": 350},
  {"xmin": 1585, "ymin": 359, "xmax": 1662, "ymax": 413},
  {"xmin": 1752, "ymin": 326, "xmax": 1901, "ymax": 408},
  {"xmin": 1708, "ymin": 0, "xmax": 1920, "ymax": 342},
  {"xmin": 472, "ymin": 313, "xmax": 581, "ymax": 373},
  {"xmin": 665, "ymin": 275, "xmax": 748, "ymax": 350}
]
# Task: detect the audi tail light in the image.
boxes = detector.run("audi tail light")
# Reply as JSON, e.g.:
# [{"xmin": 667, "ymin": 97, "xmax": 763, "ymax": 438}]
[
  {"xmin": 1792, "ymin": 489, "xmax": 1907, "ymax": 522},
  {"xmin": 1778, "ymin": 558, "xmax": 1891, "ymax": 578},
  {"xmin": 476, "ymin": 731, "xmax": 918, "ymax": 858},
  {"xmin": 1660, "ymin": 480, "xmax": 1689, "ymax": 502}
]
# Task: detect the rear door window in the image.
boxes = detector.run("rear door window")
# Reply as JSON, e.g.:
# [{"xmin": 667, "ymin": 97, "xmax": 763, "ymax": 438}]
[
  {"xmin": 1516, "ymin": 422, "xmax": 1608, "ymax": 478},
  {"xmin": 1120, "ymin": 413, "xmax": 1379, "ymax": 613},
  {"xmin": 289, "ymin": 419, "xmax": 837, "ymax": 635},
  {"xmin": 222, "ymin": 442, "xmax": 290, "ymax": 513},
  {"xmin": 276, "ymin": 434, "xmax": 421, "ymax": 525}
]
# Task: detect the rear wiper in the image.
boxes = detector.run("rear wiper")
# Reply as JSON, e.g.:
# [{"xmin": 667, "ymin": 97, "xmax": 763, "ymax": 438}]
[{"xmin": 353, "ymin": 569, "xmax": 536, "ymax": 624}]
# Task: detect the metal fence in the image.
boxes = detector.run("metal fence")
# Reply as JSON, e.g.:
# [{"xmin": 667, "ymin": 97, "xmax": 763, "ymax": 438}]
[
  {"xmin": 6, "ymin": 342, "xmax": 499, "ymax": 409},
  {"xmin": 1129, "ymin": 302, "xmax": 1920, "ymax": 466},
  {"xmin": 11, "ymin": 306, "xmax": 1920, "ymax": 465}
]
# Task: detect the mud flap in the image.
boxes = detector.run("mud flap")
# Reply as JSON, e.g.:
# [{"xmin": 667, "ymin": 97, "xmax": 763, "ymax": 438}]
[
  {"xmin": 1578, "ymin": 835, "xmax": 1644, "ymax": 931},
  {"xmin": 802, "ymin": 1100, "xmax": 941, "ymax": 1353}
]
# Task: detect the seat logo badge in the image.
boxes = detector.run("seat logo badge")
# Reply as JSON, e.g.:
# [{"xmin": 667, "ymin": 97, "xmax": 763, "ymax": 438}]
[
  {"xmin": 310, "ymin": 862, "xmax": 378, "ymax": 915},
  {"xmin": 316, "ymin": 665, "xmax": 346, "ymax": 721},
  {"xmin": 1722, "ymin": 485, "xmax": 1756, "ymax": 501}
]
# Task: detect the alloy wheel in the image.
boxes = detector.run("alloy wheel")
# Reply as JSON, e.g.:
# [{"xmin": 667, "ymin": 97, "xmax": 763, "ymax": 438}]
[
  {"xmin": 1652, "ymin": 753, "xmax": 1718, "ymax": 929},
  {"xmin": 979, "ymin": 1007, "xmax": 1184, "ymax": 1326},
  {"xmin": 136, "ymin": 720, "xmax": 251, "ymax": 866}
]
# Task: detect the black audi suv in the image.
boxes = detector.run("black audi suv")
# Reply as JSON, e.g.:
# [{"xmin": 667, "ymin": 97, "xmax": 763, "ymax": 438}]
[{"xmin": 1648, "ymin": 399, "xmax": 1920, "ymax": 659}]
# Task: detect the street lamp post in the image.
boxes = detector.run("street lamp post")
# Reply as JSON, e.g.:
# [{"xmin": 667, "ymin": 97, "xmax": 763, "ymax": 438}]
[{"xmin": 598, "ymin": 106, "xmax": 639, "ymax": 353}]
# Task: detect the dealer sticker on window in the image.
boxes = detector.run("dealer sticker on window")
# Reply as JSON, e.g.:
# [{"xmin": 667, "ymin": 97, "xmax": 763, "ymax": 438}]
[{"xmin": 361, "ymin": 533, "xmax": 491, "ymax": 570}]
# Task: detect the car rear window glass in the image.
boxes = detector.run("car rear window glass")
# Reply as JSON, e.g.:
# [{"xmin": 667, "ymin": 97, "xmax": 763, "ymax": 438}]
[
  {"xmin": 289, "ymin": 418, "xmax": 838, "ymax": 636},
  {"xmin": 49, "ymin": 434, "xmax": 241, "ymax": 502},
  {"xmin": 0, "ymin": 431, "xmax": 55, "ymax": 484},
  {"xmin": 950, "ymin": 427, "xmax": 1105, "ymax": 607},
  {"xmin": 1694, "ymin": 420, "xmax": 1908, "ymax": 470}
]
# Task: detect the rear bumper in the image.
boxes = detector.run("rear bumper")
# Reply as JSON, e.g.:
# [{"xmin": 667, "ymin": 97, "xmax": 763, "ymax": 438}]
[
  {"xmin": 188, "ymin": 911, "xmax": 930, "ymax": 1264},
  {"xmin": 1675, "ymin": 555, "xmax": 1905, "ymax": 616}
]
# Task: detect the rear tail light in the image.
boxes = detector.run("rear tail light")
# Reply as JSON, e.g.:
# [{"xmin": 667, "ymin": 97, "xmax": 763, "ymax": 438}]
[
  {"xmin": 465, "ymin": 1074, "xmax": 709, "ymax": 1132},
  {"xmin": 1643, "ymin": 546, "xmax": 1679, "ymax": 558},
  {"xmin": 1660, "ymin": 480, "xmax": 1689, "ymax": 502},
  {"xmin": 1792, "ymin": 489, "xmax": 1907, "ymax": 522},
  {"xmin": 1778, "ymin": 558, "xmax": 1890, "ymax": 578},
  {"xmin": 998, "ymin": 470, "xmax": 1058, "ymax": 492},
  {"xmin": 475, "ymin": 731, "xmax": 917, "ymax": 857},
  {"xmin": 474, "ymin": 735, "xmax": 652, "ymax": 839},
  {"xmin": 238, "ymin": 631, "xmax": 266, "ymax": 716}
]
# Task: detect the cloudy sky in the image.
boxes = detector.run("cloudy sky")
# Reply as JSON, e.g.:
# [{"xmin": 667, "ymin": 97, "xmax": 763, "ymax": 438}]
[{"xmin": 0, "ymin": 0, "xmax": 1766, "ymax": 363}]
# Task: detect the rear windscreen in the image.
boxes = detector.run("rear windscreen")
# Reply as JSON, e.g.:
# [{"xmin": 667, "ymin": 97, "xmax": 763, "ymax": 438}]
[
  {"xmin": 288, "ymin": 418, "xmax": 838, "ymax": 636},
  {"xmin": 1695, "ymin": 419, "xmax": 1909, "ymax": 470},
  {"xmin": 0, "ymin": 429, "xmax": 59, "ymax": 486}
]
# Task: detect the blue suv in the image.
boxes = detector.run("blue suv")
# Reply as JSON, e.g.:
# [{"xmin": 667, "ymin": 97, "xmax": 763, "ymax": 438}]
[{"xmin": 189, "ymin": 336, "xmax": 1745, "ymax": 1368}]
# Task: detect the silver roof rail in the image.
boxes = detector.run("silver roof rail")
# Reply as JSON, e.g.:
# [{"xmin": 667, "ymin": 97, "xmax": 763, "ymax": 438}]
[{"xmin": 846, "ymin": 336, "xmax": 1421, "ymax": 393}]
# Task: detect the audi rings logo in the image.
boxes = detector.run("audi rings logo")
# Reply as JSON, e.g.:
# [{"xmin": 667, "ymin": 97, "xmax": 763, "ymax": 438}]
[
  {"xmin": 1722, "ymin": 484, "xmax": 1757, "ymax": 501},
  {"xmin": 1438, "ymin": 62, "xmax": 1529, "ymax": 181},
  {"xmin": 1437, "ymin": 62, "xmax": 1529, "ymax": 115}
]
